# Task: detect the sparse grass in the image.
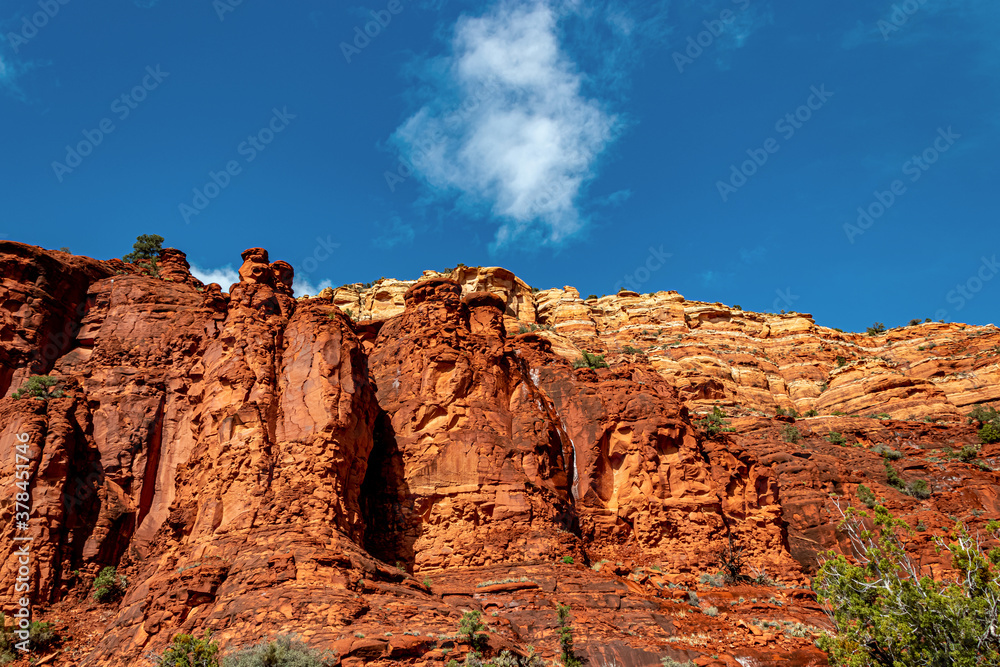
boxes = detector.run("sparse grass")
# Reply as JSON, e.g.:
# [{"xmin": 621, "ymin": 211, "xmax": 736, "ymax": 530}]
[
  {"xmin": 698, "ymin": 572, "xmax": 725, "ymax": 587},
  {"xmin": 223, "ymin": 635, "xmax": 336, "ymax": 667},
  {"xmin": 661, "ymin": 658, "xmax": 695, "ymax": 667},
  {"xmin": 573, "ymin": 351, "xmax": 608, "ymax": 370},
  {"xmin": 475, "ymin": 576, "xmax": 530, "ymax": 588}
]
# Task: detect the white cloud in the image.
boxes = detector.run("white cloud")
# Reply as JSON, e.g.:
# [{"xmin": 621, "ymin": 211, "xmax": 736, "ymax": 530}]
[
  {"xmin": 390, "ymin": 0, "xmax": 620, "ymax": 248},
  {"xmin": 294, "ymin": 277, "xmax": 334, "ymax": 298},
  {"xmin": 191, "ymin": 263, "xmax": 332, "ymax": 298},
  {"xmin": 190, "ymin": 264, "xmax": 239, "ymax": 291}
]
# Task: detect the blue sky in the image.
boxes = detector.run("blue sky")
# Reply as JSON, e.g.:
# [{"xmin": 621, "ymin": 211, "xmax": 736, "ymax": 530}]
[{"xmin": 1, "ymin": 0, "xmax": 997, "ymax": 330}]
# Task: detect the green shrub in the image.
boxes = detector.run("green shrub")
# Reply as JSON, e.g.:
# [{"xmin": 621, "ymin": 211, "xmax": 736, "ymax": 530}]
[
  {"xmin": 967, "ymin": 404, "xmax": 999, "ymax": 425},
  {"xmin": 956, "ymin": 445, "xmax": 981, "ymax": 463},
  {"xmin": 814, "ymin": 506, "xmax": 1000, "ymax": 666},
  {"xmin": 561, "ymin": 555, "xmax": 574, "ymax": 564},
  {"xmin": 622, "ymin": 345, "xmax": 643, "ymax": 354},
  {"xmin": 586, "ymin": 294, "xmax": 598, "ymax": 300},
  {"xmin": 857, "ymin": 484, "xmax": 877, "ymax": 509},
  {"xmin": 872, "ymin": 444, "xmax": 904, "ymax": 460},
  {"xmin": 458, "ymin": 611, "xmax": 487, "ymax": 653},
  {"xmin": 696, "ymin": 407, "xmax": 730, "ymax": 436},
  {"xmin": 703, "ymin": 606, "xmax": 718, "ymax": 617},
  {"xmin": 0, "ymin": 615, "xmax": 14, "ymax": 665},
  {"xmin": 0, "ymin": 614, "xmax": 58, "ymax": 660},
  {"xmin": 826, "ymin": 431, "xmax": 846, "ymax": 446},
  {"xmin": 223, "ymin": 635, "xmax": 335, "ymax": 667},
  {"xmin": 572, "ymin": 351, "xmax": 608, "ymax": 370},
  {"xmin": 805, "ymin": 409, "xmax": 819, "ymax": 417},
  {"xmin": 11, "ymin": 375, "xmax": 64, "ymax": 400},
  {"xmin": 556, "ymin": 604, "xmax": 582, "ymax": 667},
  {"xmin": 979, "ymin": 424, "xmax": 1000, "ymax": 444},
  {"xmin": 717, "ymin": 542, "xmax": 751, "ymax": 585},
  {"xmin": 28, "ymin": 620, "xmax": 56, "ymax": 651},
  {"xmin": 866, "ymin": 322, "xmax": 887, "ymax": 336},
  {"xmin": 885, "ymin": 461, "xmax": 906, "ymax": 491},
  {"xmin": 154, "ymin": 630, "xmax": 220, "ymax": 667},
  {"xmin": 835, "ymin": 355, "xmax": 847, "ymax": 367},
  {"xmin": 781, "ymin": 424, "xmax": 801, "ymax": 444},
  {"xmin": 906, "ymin": 479, "xmax": 931, "ymax": 500},
  {"xmin": 93, "ymin": 566, "xmax": 128, "ymax": 602}
]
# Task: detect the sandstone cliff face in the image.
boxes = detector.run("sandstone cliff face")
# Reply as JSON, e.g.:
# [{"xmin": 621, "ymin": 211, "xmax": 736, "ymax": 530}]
[
  {"xmin": 324, "ymin": 269, "xmax": 1000, "ymax": 422},
  {"xmin": 0, "ymin": 241, "xmax": 997, "ymax": 667}
]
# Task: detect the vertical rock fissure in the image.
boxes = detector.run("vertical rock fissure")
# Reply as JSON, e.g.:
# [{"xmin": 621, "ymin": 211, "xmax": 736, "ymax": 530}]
[
  {"xmin": 515, "ymin": 354, "xmax": 579, "ymax": 502},
  {"xmin": 133, "ymin": 395, "xmax": 165, "ymax": 537},
  {"xmin": 358, "ymin": 409, "xmax": 410, "ymax": 567}
]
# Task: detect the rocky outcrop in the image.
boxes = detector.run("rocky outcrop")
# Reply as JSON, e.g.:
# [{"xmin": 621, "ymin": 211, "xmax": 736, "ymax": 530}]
[{"xmin": 0, "ymin": 244, "xmax": 997, "ymax": 667}]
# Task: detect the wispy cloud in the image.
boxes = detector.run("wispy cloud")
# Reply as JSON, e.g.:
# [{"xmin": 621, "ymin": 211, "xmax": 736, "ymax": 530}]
[
  {"xmin": 0, "ymin": 53, "xmax": 28, "ymax": 102},
  {"xmin": 738, "ymin": 245, "xmax": 767, "ymax": 264},
  {"xmin": 390, "ymin": 0, "xmax": 655, "ymax": 248},
  {"xmin": 713, "ymin": 5, "xmax": 773, "ymax": 70},
  {"xmin": 191, "ymin": 263, "xmax": 331, "ymax": 298},
  {"xmin": 594, "ymin": 188, "xmax": 632, "ymax": 207},
  {"xmin": 842, "ymin": 0, "xmax": 1000, "ymax": 51},
  {"xmin": 373, "ymin": 215, "xmax": 416, "ymax": 249}
]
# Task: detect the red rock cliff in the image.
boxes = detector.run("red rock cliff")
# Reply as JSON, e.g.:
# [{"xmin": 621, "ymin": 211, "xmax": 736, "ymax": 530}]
[{"xmin": 1, "ymin": 241, "xmax": 997, "ymax": 667}]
